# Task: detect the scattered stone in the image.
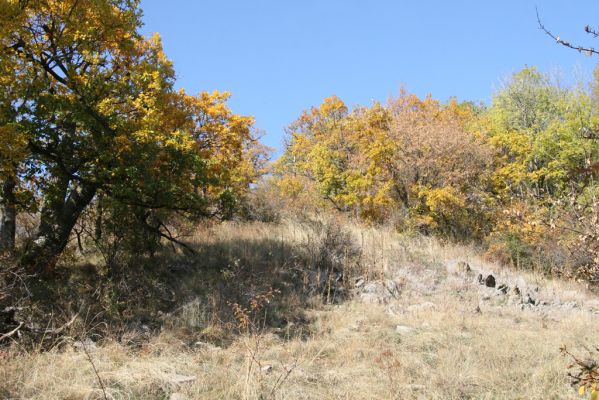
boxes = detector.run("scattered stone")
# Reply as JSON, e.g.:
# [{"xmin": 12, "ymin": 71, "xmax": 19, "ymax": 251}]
[
  {"xmin": 170, "ymin": 374, "xmax": 197, "ymax": 386},
  {"xmin": 474, "ymin": 305, "xmax": 482, "ymax": 314},
  {"xmin": 261, "ymin": 365, "xmax": 273, "ymax": 374},
  {"xmin": 407, "ymin": 302, "xmax": 435, "ymax": 312},
  {"xmin": 484, "ymin": 275, "xmax": 496, "ymax": 288},
  {"xmin": 477, "ymin": 274, "xmax": 484, "ymax": 284},
  {"xmin": 512, "ymin": 286, "xmax": 520, "ymax": 296},
  {"xmin": 497, "ymin": 284, "xmax": 508, "ymax": 294},
  {"xmin": 354, "ymin": 277, "xmax": 365, "ymax": 288},
  {"xmin": 194, "ymin": 341, "xmax": 222, "ymax": 352},
  {"xmin": 170, "ymin": 394, "xmax": 188, "ymax": 400},
  {"xmin": 73, "ymin": 338, "xmax": 97, "ymax": 353},
  {"xmin": 359, "ymin": 279, "xmax": 401, "ymax": 304},
  {"xmin": 481, "ymin": 295, "xmax": 491, "ymax": 301},
  {"xmin": 456, "ymin": 261, "xmax": 471, "ymax": 273},
  {"xmin": 395, "ymin": 325, "xmax": 415, "ymax": 335},
  {"xmin": 524, "ymin": 294, "xmax": 535, "ymax": 305},
  {"xmin": 385, "ymin": 304, "xmax": 403, "ymax": 316},
  {"xmin": 405, "ymin": 384, "xmax": 426, "ymax": 391}
]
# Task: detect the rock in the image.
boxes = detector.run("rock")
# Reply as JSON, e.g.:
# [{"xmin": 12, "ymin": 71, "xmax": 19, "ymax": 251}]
[
  {"xmin": 497, "ymin": 284, "xmax": 508, "ymax": 294},
  {"xmin": 170, "ymin": 394, "xmax": 188, "ymax": 400},
  {"xmin": 474, "ymin": 305, "xmax": 482, "ymax": 314},
  {"xmin": 73, "ymin": 338, "xmax": 97, "ymax": 353},
  {"xmin": 477, "ymin": 274, "xmax": 484, "ymax": 284},
  {"xmin": 512, "ymin": 286, "xmax": 520, "ymax": 296},
  {"xmin": 359, "ymin": 279, "xmax": 401, "ymax": 304},
  {"xmin": 261, "ymin": 365, "xmax": 273, "ymax": 374},
  {"xmin": 407, "ymin": 302, "xmax": 435, "ymax": 312},
  {"xmin": 354, "ymin": 277, "xmax": 365, "ymax": 288},
  {"xmin": 170, "ymin": 374, "xmax": 196, "ymax": 385},
  {"xmin": 524, "ymin": 294, "xmax": 535, "ymax": 305},
  {"xmin": 395, "ymin": 325, "xmax": 415, "ymax": 335},
  {"xmin": 194, "ymin": 341, "xmax": 222, "ymax": 352},
  {"xmin": 484, "ymin": 275, "xmax": 496, "ymax": 288},
  {"xmin": 455, "ymin": 261, "xmax": 471, "ymax": 274},
  {"xmin": 385, "ymin": 304, "xmax": 404, "ymax": 316}
]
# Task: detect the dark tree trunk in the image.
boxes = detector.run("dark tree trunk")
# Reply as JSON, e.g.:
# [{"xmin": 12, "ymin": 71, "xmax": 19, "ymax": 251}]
[
  {"xmin": 0, "ymin": 176, "xmax": 17, "ymax": 254},
  {"xmin": 21, "ymin": 179, "xmax": 97, "ymax": 272},
  {"xmin": 94, "ymin": 192, "xmax": 104, "ymax": 241}
]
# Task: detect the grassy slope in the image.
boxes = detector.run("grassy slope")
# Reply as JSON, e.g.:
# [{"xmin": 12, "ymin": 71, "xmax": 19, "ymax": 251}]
[{"xmin": 1, "ymin": 220, "xmax": 598, "ymax": 399}]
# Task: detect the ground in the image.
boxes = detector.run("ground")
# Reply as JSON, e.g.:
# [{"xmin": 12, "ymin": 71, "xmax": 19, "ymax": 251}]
[{"xmin": 1, "ymin": 220, "xmax": 598, "ymax": 399}]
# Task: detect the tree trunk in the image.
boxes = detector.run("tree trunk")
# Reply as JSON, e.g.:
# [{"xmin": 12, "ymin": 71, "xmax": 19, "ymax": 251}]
[
  {"xmin": 0, "ymin": 176, "xmax": 17, "ymax": 254},
  {"xmin": 21, "ymin": 179, "xmax": 97, "ymax": 272}
]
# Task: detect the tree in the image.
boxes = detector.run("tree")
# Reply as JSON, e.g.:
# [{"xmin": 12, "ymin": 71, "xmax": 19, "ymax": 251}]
[
  {"xmin": 0, "ymin": 0, "xmax": 263, "ymax": 271},
  {"xmin": 276, "ymin": 92, "xmax": 493, "ymax": 238}
]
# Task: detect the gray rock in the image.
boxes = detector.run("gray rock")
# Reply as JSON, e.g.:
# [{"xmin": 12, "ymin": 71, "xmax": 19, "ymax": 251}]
[
  {"xmin": 484, "ymin": 275, "xmax": 496, "ymax": 288},
  {"xmin": 170, "ymin": 374, "xmax": 196, "ymax": 385},
  {"xmin": 73, "ymin": 338, "xmax": 97, "ymax": 353},
  {"xmin": 359, "ymin": 279, "xmax": 401, "ymax": 304},
  {"xmin": 407, "ymin": 302, "xmax": 435, "ymax": 312},
  {"xmin": 456, "ymin": 261, "xmax": 471, "ymax": 273},
  {"xmin": 354, "ymin": 277, "xmax": 365, "ymax": 288},
  {"xmin": 194, "ymin": 341, "xmax": 221, "ymax": 352},
  {"xmin": 261, "ymin": 365, "xmax": 273, "ymax": 374},
  {"xmin": 395, "ymin": 325, "xmax": 415, "ymax": 335},
  {"xmin": 524, "ymin": 294, "xmax": 535, "ymax": 305}
]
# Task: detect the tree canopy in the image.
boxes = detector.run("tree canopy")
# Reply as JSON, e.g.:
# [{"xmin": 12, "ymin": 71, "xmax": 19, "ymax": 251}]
[{"xmin": 0, "ymin": 0, "xmax": 266, "ymax": 270}]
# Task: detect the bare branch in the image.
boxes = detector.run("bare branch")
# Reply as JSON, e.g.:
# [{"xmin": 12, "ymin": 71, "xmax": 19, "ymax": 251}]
[{"xmin": 537, "ymin": 7, "xmax": 599, "ymax": 56}]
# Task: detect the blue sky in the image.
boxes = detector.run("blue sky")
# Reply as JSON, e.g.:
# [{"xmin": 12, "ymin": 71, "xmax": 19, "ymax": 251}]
[{"xmin": 140, "ymin": 1, "xmax": 599, "ymax": 155}]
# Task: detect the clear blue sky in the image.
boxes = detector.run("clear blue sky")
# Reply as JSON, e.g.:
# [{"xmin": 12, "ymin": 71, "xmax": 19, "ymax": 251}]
[{"xmin": 140, "ymin": 1, "xmax": 599, "ymax": 155}]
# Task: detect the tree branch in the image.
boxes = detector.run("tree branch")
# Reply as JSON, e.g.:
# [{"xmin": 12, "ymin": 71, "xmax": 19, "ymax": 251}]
[{"xmin": 537, "ymin": 8, "xmax": 599, "ymax": 56}]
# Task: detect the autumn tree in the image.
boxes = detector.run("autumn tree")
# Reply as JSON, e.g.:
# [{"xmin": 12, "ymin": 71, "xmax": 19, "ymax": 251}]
[
  {"xmin": 485, "ymin": 67, "xmax": 598, "ymax": 272},
  {"xmin": 276, "ymin": 92, "xmax": 493, "ymax": 239},
  {"xmin": 0, "ymin": 0, "xmax": 264, "ymax": 271}
]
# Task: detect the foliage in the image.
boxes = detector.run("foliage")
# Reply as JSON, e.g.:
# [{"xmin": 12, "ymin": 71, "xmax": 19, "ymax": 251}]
[
  {"xmin": 0, "ymin": 0, "xmax": 266, "ymax": 269},
  {"xmin": 276, "ymin": 91, "xmax": 493, "ymax": 240},
  {"xmin": 275, "ymin": 67, "xmax": 598, "ymax": 280}
]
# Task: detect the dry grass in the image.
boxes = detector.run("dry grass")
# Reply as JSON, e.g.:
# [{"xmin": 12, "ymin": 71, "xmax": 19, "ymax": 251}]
[{"xmin": 1, "ymin": 219, "xmax": 598, "ymax": 399}]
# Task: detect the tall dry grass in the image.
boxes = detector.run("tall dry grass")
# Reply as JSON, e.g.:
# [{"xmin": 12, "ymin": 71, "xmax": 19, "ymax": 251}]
[{"xmin": 1, "ymin": 218, "xmax": 598, "ymax": 399}]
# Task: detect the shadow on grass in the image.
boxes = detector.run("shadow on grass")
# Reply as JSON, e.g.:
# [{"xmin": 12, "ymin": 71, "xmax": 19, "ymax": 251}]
[{"xmin": 11, "ymin": 221, "xmax": 358, "ymax": 347}]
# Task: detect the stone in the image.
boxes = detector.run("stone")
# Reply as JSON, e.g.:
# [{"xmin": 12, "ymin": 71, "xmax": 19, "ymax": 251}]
[
  {"xmin": 170, "ymin": 374, "xmax": 196, "ymax": 385},
  {"xmin": 395, "ymin": 325, "xmax": 415, "ymax": 335},
  {"xmin": 73, "ymin": 338, "xmax": 97, "ymax": 353},
  {"xmin": 407, "ymin": 302, "xmax": 435, "ymax": 312},
  {"xmin": 456, "ymin": 261, "xmax": 471, "ymax": 273},
  {"xmin": 497, "ymin": 284, "xmax": 508, "ymax": 294},
  {"xmin": 170, "ymin": 394, "xmax": 188, "ymax": 400},
  {"xmin": 354, "ymin": 277, "xmax": 365, "ymax": 288},
  {"xmin": 194, "ymin": 341, "xmax": 222, "ymax": 352},
  {"xmin": 261, "ymin": 365, "xmax": 273, "ymax": 374},
  {"xmin": 484, "ymin": 275, "xmax": 496, "ymax": 288},
  {"xmin": 359, "ymin": 279, "xmax": 401, "ymax": 304}
]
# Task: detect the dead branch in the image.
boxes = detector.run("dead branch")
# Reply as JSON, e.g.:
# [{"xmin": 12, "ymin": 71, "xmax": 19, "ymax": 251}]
[
  {"xmin": 0, "ymin": 322, "xmax": 24, "ymax": 342},
  {"xmin": 537, "ymin": 8, "xmax": 599, "ymax": 56}
]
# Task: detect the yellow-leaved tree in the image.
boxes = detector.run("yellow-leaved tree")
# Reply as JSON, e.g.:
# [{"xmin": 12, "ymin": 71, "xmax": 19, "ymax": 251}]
[
  {"xmin": 275, "ymin": 91, "xmax": 493, "ymax": 239},
  {"xmin": 0, "ymin": 0, "xmax": 266, "ymax": 270}
]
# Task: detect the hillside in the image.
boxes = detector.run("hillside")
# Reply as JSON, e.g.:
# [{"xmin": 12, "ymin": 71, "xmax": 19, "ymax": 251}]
[{"xmin": 2, "ymin": 220, "xmax": 598, "ymax": 399}]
